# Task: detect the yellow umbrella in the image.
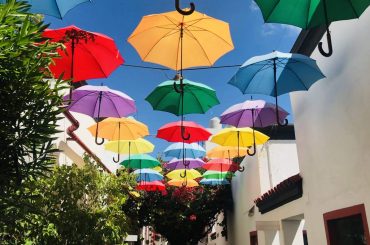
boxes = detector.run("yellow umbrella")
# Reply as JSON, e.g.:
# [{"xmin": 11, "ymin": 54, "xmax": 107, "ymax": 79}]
[
  {"xmin": 207, "ymin": 146, "xmax": 248, "ymax": 159},
  {"xmin": 104, "ymin": 138, "xmax": 154, "ymax": 163},
  {"xmin": 166, "ymin": 169, "xmax": 201, "ymax": 180},
  {"xmin": 152, "ymin": 166, "xmax": 163, "ymax": 172},
  {"xmin": 168, "ymin": 179, "xmax": 199, "ymax": 188},
  {"xmin": 127, "ymin": 10, "xmax": 234, "ymax": 71},
  {"xmin": 88, "ymin": 117, "xmax": 149, "ymax": 143},
  {"xmin": 210, "ymin": 127, "xmax": 269, "ymax": 157}
]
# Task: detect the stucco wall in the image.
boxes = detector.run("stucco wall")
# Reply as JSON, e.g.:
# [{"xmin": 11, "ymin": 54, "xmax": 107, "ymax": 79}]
[{"xmin": 290, "ymin": 8, "xmax": 370, "ymax": 245}]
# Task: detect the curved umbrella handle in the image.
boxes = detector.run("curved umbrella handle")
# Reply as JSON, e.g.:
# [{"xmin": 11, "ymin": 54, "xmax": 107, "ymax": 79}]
[
  {"xmin": 277, "ymin": 118, "xmax": 289, "ymax": 127},
  {"xmin": 175, "ymin": 0, "xmax": 195, "ymax": 15},
  {"xmin": 180, "ymin": 169, "xmax": 187, "ymax": 178},
  {"xmin": 183, "ymin": 160, "xmax": 190, "ymax": 167},
  {"xmin": 181, "ymin": 126, "xmax": 191, "ymax": 140},
  {"xmin": 173, "ymin": 81, "xmax": 184, "ymax": 93},
  {"xmin": 247, "ymin": 144, "xmax": 256, "ymax": 156},
  {"xmin": 318, "ymin": 30, "xmax": 333, "ymax": 57},
  {"xmin": 238, "ymin": 165, "xmax": 245, "ymax": 172},
  {"xmin": 113, "ymin": 153, "xmax": 120, "ymax": 163},
  {"xmin": 95, "ymin": 136, "xmax": 105, "ymax": 145}
]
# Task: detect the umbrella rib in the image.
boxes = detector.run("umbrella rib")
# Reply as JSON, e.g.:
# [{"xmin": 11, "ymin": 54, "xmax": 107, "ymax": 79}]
[
  {"xmin": 67, "ymin": 90, "xmax": 97, "ymax": 108},
  {"xmin": 265, "ymin": 0, "xmax": 282, "ymax": 22},
  {"xmin": 348, "ymin": 0, "xmax": 360, "ymax": 18},
  {"xmin": 184, "ymin": 22, "xmax": 234, "ymax": 47},
  {"xmin": 240, "ymin": 63, "xmax": 272, "ymax": 93},
  {"xmin": 280, "ymin": 66, "xmax": 309, "ymax": 91},
  {"xmin": 79, "ymin": 44, "xmax": 113, "ymax": 78}
]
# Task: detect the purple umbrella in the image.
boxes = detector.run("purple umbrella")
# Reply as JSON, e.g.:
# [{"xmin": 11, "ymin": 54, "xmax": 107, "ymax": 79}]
[
  {"xmin": 220, "ymin": 99, "xmax": 288, "ymax": 157},
  {"xmin": 63, "ymin": 85, "xmax": 136, "ymax": 145},
  {"xmin": 220, "ymin": 100, "xmax": 289, "ymax": 128},
  {"xmin": 166, "ymin": 158, "xmax": 205, "ymax": 170}
]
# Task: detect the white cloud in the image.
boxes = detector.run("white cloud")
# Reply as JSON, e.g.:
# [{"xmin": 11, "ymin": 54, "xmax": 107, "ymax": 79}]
[
  {"xmin": 250, "ymin": 1, "xmax": 260, "ymax": 12},
  {"xmin": 262, "ymin": 23, "xmax": 301, "ymax": 36}
]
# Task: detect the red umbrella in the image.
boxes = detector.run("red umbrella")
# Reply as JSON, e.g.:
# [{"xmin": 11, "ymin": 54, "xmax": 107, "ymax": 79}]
[
  {"xmin": 203, "ymin": 158, "xmax": 239, "ymax": 172},
  {"xmin": 42, "ymin": 25, "xmax": 124, "ymax": 82},
  {"xmin": 136, "ymin": 181, "xmax": 165, "ymax": 192},
  {"xmin": 157, "ymin": 121, "xmax": 211, "ymax": 143}
]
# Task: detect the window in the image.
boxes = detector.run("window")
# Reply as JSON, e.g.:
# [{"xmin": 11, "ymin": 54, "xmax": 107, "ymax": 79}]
[
  {"xmin": 250, "ymin": 231, "xmax": 258, "ymax": 245},
  {"xmin": 324, "ymin": 204, "xmax": 370, "ymax": 245}
]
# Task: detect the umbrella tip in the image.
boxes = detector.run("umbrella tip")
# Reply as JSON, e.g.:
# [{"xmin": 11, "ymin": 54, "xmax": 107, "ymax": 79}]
[{"xmin": 173, "ymin": 73, "xmax": 182, "ymax": 81}]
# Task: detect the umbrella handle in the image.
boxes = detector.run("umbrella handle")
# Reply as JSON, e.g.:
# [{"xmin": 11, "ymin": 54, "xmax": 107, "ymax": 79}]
[
  {"xmin": 180, "ymin": 169, "xmax": 187, "ymax": 178},
  {"xmin": 181, "ymin": 126, "xmax": 190, "ymax": 140},
  {"xmin": 173, "ymin": 81, "xmax": 184, "ymax": 93},
  {"xmin": 318, "ymin": 30, "xmax": 333, "ymax": 57},
  {"xmin": 238, "ymin": 165, "xmax": 245, "ymax": 172},
  {"xmin": 247, "ymin": 143, "xmax": 256, "ymax": 156},
  {"xmin": 113, "ymin": 153, "xmax": 120, "ymax": 163},
  {"xmin": 95, "ymin": 136, "xmax": 105, "ymax": 145},
  {"xmin": 175, "ymin": 0, "xmax": 195, "ymax": 15}
]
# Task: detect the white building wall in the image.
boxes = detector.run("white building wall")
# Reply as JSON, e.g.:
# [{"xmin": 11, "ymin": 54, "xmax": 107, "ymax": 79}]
[{"xmin": 290, "ymin": 8, "xmax": 370, "ymax": 245}]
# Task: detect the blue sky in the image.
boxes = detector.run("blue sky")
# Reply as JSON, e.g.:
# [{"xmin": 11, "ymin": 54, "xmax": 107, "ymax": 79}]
[{"xmin": 45, "ymin": 0, "xmax": 300, "ymax": 157}]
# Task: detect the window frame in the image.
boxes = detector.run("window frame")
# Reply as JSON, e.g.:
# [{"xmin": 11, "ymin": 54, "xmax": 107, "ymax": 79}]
[{"xmin": 323, "ymin": 204, "xmax": 370, "ymax": 245}]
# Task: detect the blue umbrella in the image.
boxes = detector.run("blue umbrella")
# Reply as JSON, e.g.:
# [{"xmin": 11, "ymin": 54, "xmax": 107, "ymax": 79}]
[
  {"xmin": 163, "ymin": 142, "xmax": 205, "ymax": 159},
  {"xmin": 0, "ymin": 0, "xmax": 91, "ymax": 19},
  {"xmin": 228, "ymin": 51, "xmax": 325, "ymax": 126},
  {"xmin": 200, "ymin": 178, "xmax": 230, "ymax": 186},
  {"xmin": 133, "ymin": 169, "xmax": 163, "ymax": 182}
]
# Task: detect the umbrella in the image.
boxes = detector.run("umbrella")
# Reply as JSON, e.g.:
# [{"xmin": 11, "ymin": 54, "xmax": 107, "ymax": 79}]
[
  {"xmin": 203, "ymin": 158, "xmax": 239, "ymax": 172},
  {"xmin": 88, "ymin": 117, "xmax": 148, "ymax": 145},
  {"xmin": 104, "ymin": 138, "xmax": 154, "ymax": 163},
  {"xmin": 202, "ymin": 170, "xmax": 234, "ymax": 179},
  {"xmin": 228, "ymin": 51, "xmax": 325, "ymax": 126},
  {"xmin": 43, "ymin": 25, "xmax": 123, "ymax": 85},
  {"xmin": 136, "ymin": 181, "xmax": 165, "ymax": 191},
  {"xmin": 254, "ymin": 0, "xmax": 370, "ymax": 57},
  {"xmin": 166, "ymin": 158, "xmax": 204, "ymax": 170},
  {"xmin": 133, "ymin": 169, "xmax": 163, "ymax": 182},
  {"xmin": 200, "ymin": 178, "xmax": 230, "ymax": 185},
  {"xmin": 146, "ymin": 77, "xmax": 219, "ymax": 140},
  {"xmin": 127, "ymin": 10, "xmax": 233, "ymax": 71},
  {"xmin": 63, "ymin": 85, "xmax": 136, "ymax": 145},
  {"xmin": 157, "ymin": 121, "xmax": 211, "ymax": 144},
  {"xmin": 0, "ymin": 0, "xmax": 90, "ymax": 19},
  {"xmin": 220, "ymin": 99, "xmax": 289, "ymax": 128},
  {"xmin": 210, "ymin": 127, "xmax": 269, "ymax": 161},
  {"xmin": 166, "ymin": 169, "xmax": 202, "ymax": 180},
  {"xmin": 206, "ymin": 146, "xmax": 248, "ymax": 159},
  {"xmin": 120, "ymin": 154, "xmax": 160, "ymax": 169},
  {"xmin": 163, "ymin": 143, "xmax": 205, "ymax": 159},
  {"xmin": 168, "ymin": 179, "xmax": 199, "ymax": 188}
]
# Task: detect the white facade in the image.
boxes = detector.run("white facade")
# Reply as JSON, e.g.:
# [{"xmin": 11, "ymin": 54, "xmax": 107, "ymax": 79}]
[{"xmin": 290, "ymin": 8, "xmax": 370, "ymax": 245}]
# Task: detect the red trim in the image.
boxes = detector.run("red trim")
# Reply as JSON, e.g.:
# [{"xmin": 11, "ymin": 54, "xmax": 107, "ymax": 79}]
[
  {"xmin": 63, "ymin": 110, "xmax": 111, "ymax": 173},
  {"xmin": 323, "ymin": 204, "xmax": 370, "ymax": 245},
  {"xmin": 250, "ymin": 231, "xmax": 258, "ymax": 245}
]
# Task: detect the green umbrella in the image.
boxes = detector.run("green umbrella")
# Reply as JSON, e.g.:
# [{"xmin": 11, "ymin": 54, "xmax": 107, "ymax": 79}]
[
  {"xmin": 120, "ymin": 154, "xmax": 160, "ymax": 169},
  {"xmin": 254, "ymin": 0, "xmax": 370, "ymax": 56},
  {"xmin": 146, "ymin": 78, "xmax": 219, "ymax": 116},
  {"xmin": 202, "ymin": 170, "xmax": 234, "ymax": 179}
]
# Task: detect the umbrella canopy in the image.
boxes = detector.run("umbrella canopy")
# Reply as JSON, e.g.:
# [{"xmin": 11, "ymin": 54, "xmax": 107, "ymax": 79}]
[
  {"xmin": 127, "ymin": 10, "xmax": 233, "ymax": 70},
  {"xmin": 206, "ymin": 146, "xmax": 248, "ymax": 159},
  {"xmin": 0, "ymin": 0, "xmax": 90, "ymax": 19},
  {"xmin": 254, "ymin": 0, "xmax": 370, "ymax": 56},
  {"xmin": 168, "ymin": 179, "xmax": 199, "ymax": 188},
  {"xmin": 163, "ymin": 142, "xmax": 205, "ymax": 159},
  {"xmin": 63, "ymin": 85, "xmax": 136, "ymax": 118},
  {"xmin": 166, "ymin": 158, "xmax": 205, "ymax": 170},
  {"xmin": 220, "ymin": 99, "xmax": 289, "ymax": 128},
  {"xmin": 43, "ymin": 25, "xmax": 124, "ymax": 82},
  {"xmin": 166, "ymin": 169, "xmax": 202, "ymax": 180},
  {"xmin": 157, "ymin": 121, "xmax": 211, "ymax": 143},
  {"xmin": 120, "ymin": 154, "xmax": 160, "ymax": 169},
  {"xmin": 146, "ymin": 78, "xmax": 219, "ymax": 116},
  {"xmin": 228, "ymin": 51, "xmax": 324, "ymax": 125},
  {"xmin": 134, "ymin": 170, "xmax": 164, "ymax": 182},
  {"xmin": 88, "ymin": 117, "xmax": 148, "ymax": 141},
  {"xmin": 203, "ymin": 159, "xmax": 239, "ymax": 172},
  {"xmin": 200, "ymin": 178, "xmax": 230, "ymax": 185},
  {"xmin": 211, "ymin": 127, "xmax": 269, "ymax": 148},
  {"xmin": 105, "ymin": 138, "xmax": 154, "ymax": 154},
  {"xmin": 136, "ymin": 181, "xmax": 165, "ymax": 191},
  {"xmin": 202, "ymin": 170, "xmax": 234, "ymax": 179}
]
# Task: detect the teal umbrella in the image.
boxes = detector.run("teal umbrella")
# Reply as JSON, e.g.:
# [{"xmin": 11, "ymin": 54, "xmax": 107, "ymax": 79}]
[
  {"xmin": 120, "ymin": 154, "xmax": 160, "ymax": 169},
  {"xmin": 254, "ymin": 0, "xmax": 370, "ymax": 56},
  {"xmin": 0, "ymin": 0, "xmax": 91, "ymax": 19}
]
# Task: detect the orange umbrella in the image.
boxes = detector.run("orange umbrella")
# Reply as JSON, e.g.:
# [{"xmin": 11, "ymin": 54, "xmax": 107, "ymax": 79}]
[
  {"xmin": 127, "ymin": 10, "xmax": 234, "ymax": 71},
  {"xmin": 168, "ymin": 179, "xmax": 199, "ymax": 188}
]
